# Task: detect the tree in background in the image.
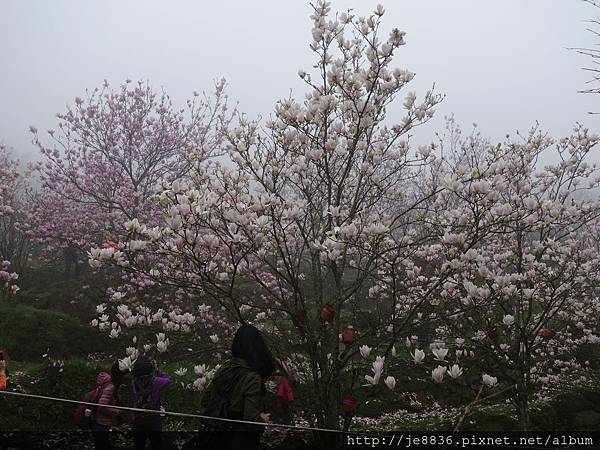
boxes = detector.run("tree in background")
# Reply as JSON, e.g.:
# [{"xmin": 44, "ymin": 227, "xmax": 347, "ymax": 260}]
[
  {"xmin": 406, "ymin": 123, "xmax": 600, "ymax": 430},
  {"xmin": 27, "ymin": 79, "xmax": 233, "ymax": 259},
  {"xmin": 0, "ymin": 144, "xmax": 27, "ymax": 297}
]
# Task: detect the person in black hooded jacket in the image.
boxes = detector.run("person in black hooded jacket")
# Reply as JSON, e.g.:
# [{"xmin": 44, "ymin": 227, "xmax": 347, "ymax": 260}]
[{"xmin": 199, "ymin": 324, "xmax": 274, "ymax": 450}]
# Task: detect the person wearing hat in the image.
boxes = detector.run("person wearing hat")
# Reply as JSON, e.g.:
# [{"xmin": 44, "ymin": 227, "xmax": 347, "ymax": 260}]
[{"xmin": 131, "ymin": 358, "xmax": 171, "ymax": 450}]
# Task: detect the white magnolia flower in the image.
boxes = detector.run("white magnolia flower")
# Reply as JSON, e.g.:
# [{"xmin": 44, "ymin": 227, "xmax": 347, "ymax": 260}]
[
  {"xmin": 418, "ymin": 145, "xmax": 432, "ymax": 158},
  {"xmin": 365, "ymin": 371, "xmax": 381, "ymax": 386},
  {"xmin": 471, "ymin": 180, "xmax": 490, "ymax": 194},
  {"xmin": 175, "ymin": 367, "xmax": 188, "ymax": 377},
  {"xmin": 432, "ymin": 347, "xmax": 448, "ymax": 361},
  {"xmin": 404, "ymin": 92, "xmax": 416, "ymax": 108},
  {"xmin": 125, "ymin": 218, "xmax": 141, "ymax": 232},
  {"xmin": 482, "ymin": 373, "xmax": 498, "ymax": 387},
  {"xmin": 129, "ymin": 240, "xmax": 147, "ymax": 252},
  {"xmin": 523, "ymin": 197, "xmax": 537, "ymax": 209},
  {"xmin": 391, "ymin": 345, "xmax": 397, "ymax": 357},
  {"xmin": 193, "ymin": 377, "xmax": 207, "ymax": 391},
  {"xmin": 157, "ymin": 339, "xmax": 169, "ymax": 353},
  {"xmin": 111, "ymin": 291, "xmax": 126, "ymax": 301},
  {"xmin": 412, "ymin": 349, "xmax": 426, "ymax": 364},
  {"xmin": 502, "ymin": 315, "xmax": 515, "ymax": 326},
  {"xmin": 209, "ymin": 334, "xmax": 219, "ymax": 343},
  {"xmin": 384, "ymin": 376, "xmax": 396, "ymax": 390},
  {"xmin": 118, "ymin": 356, "xmax": 135, "ymax": 372},
  {"xmin": 448, "ymin": 364, "xmax": 463, "ymax": 379},
  {"xmin": 432, "ymin": 365, "xmax": 447, "ymax": 383},
  {"xmin": 359, "ymin": 345, "xmax": 372, "ymax": 358},
  {"xmin": 372, "ymin": 356, "xmax": 385, "ymax": 373},
  {"xmin": 194, "ymin": 364, "xmax": 207, "ymax": 375}
]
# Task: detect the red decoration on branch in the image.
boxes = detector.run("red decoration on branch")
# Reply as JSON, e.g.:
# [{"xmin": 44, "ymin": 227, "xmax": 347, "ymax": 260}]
[
  {"xmin": 540, "ymin": 328, "xmax": 555, "ymax": 340},
  {"xmin": 320, "ymin": 305, "xmax": 335, "ymax": 323},
  {"xmin": 342, "ymin": 325, "xmax": 356, "ymax": 344},
  {"xmin": 341, "ymin": 394, "xmax": 358, "ymax": 414}
]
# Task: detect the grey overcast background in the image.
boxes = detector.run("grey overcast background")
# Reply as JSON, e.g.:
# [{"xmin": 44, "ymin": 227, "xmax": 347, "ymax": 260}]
[{"xmin": 1, "ymin": 0, "xmax": 598, "ymax": 163}]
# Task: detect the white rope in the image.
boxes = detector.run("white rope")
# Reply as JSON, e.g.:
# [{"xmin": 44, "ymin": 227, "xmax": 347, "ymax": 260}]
[{"xmin": 0, "ymin": 390, "xmax": 370, "ymax": 435}]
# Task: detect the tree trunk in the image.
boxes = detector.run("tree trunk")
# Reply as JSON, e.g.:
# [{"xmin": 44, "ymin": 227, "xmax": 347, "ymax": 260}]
[
  {"xmin": 318, "ymin": 385, "xmax": 341, "ymax": 450},
  {"xmin": 516, "ymin": 385, "xmax": 530, "ymax": 431},
  {"xmin": 515, "ymin": 354, "xmax": 531, "ymax": 431}
]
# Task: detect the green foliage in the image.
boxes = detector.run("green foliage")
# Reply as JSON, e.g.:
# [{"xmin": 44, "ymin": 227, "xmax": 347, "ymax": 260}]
[
  {"xmin": 159, "ymin": 362, "xmax": 203, "ymax": 431},
  {"xmin": 0, "ymin": 305, "xmax": 110, "ymax": 360},
  {"xmin": 463, "ymin": 408, "xmax": 518, "ymax": 431},
  {"xmin": 0, "ymin": 358, "xmax": 104, "ymax": 430}
]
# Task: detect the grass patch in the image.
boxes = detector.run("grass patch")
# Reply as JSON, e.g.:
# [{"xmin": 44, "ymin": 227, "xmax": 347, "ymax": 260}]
[{"xmin": 0, "ymin": 305, "xmax": 110, "ymax": 361}]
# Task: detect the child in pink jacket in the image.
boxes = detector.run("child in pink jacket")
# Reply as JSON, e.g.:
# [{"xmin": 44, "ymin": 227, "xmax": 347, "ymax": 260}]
[{"xmin": 93, "ymin": 363, "xmax": 123, "ymax": 450}]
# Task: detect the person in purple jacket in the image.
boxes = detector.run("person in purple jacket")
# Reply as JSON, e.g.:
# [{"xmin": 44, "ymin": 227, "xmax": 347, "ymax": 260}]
[{"xmin": 131, "ymin": 358, "xmax": 171, "ymax": 450}]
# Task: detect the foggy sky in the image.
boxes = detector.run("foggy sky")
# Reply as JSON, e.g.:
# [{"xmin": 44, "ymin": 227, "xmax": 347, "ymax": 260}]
[{"xmin": 1, "ymin": 0, "xmax": 598, "ymax": 163}]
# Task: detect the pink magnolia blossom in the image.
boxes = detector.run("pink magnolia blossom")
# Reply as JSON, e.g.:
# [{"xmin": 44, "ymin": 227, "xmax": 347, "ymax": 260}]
[{"xmin": 26, "ymin": 79, "xmax": 233, "ymax": 256}]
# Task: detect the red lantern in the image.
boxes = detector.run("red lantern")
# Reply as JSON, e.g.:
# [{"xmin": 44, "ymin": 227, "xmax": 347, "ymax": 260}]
[
  {"xmin": 342, "ymin": 325, "xmax": 356, "ymax": 344},
  {"xmin": 320, "ymin": 306, "xmax": 335, "ymax": 323},
  {"xmin": 341, "ymin": 395, "xmax": 357, "ymax": 414},
  {"xmin": 540, "ymin": 328, "xmax": 555, "ymax": 340}
]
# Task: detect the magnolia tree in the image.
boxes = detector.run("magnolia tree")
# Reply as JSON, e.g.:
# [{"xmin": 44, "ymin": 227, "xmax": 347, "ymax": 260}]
[
  {"xmin": 27, "ymin": 79, "xmax": 233, "ymax": 257},
  {"xmin": 0, "ymin": 144, "xmax": 28, "ymax": 297},
  {"xmin": 89, "ymin": 1, "xmax": 442, "ymax": 430},
  {"xmin": 404, "ymin": 123, "xmax": 600, "ymax": 430}
]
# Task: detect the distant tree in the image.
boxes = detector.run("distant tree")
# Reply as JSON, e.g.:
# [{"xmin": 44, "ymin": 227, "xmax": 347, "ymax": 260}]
[
  {"xmin": 0, "ymin": 144, "xmax": 26, "ymax": 296},
  {"xmin": 27, "ymin": 79, "xmax": 233, "ymax": 257},
  {"xmin": 414, "ymin": 123, "xmax": 600, "ymax": 430}
]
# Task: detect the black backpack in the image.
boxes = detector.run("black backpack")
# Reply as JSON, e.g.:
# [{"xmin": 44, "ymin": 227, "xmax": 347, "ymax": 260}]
[
  {"xmin": 133, "ymin": 374, "xmax": 160, "ymax": 429},
  {"xmin": 192, "ymin": 387, "xmax": 232, "ymax": 448},
  {"xmin": 190, "ymin": 368, "xmax": 248, "ymax": 449}
]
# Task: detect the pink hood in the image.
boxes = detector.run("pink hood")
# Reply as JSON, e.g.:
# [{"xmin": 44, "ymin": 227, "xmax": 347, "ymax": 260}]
[
  {"xmin": 96, "ymin": 372, "xmax": 112, "ymax": 387},
  {"xmin": 94, "ymin": 371, "xmax": 119, "ymax": 425}
]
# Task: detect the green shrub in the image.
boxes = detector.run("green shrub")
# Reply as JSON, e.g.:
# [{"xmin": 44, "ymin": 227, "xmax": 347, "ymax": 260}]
[
  {"xmin": 0, "ymin": 358, "xmax": 105, "ymax": 430},
  {"xmin": 0, "ymin": 305, "xmax": 110, "ymax": 361}
]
